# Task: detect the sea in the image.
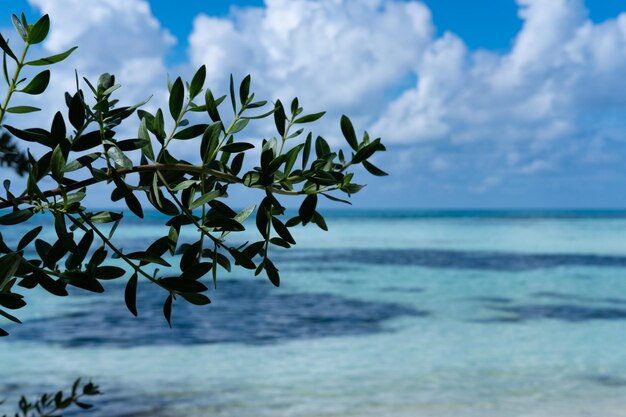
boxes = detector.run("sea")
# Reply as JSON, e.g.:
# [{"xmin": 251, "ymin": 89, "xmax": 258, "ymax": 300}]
[{"xmin": 3, "ymin": 209, "xmax": 626, "ymax": 416}]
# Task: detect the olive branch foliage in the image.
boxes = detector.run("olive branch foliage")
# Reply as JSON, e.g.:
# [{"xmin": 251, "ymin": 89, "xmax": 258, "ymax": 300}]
[
  {"xmin": 0, "ymin": 12, "xmax": 387, "ymax": 337},
  {"xmin": 1, "ymin": 378, "xmax": 100, "ymax": 417}
]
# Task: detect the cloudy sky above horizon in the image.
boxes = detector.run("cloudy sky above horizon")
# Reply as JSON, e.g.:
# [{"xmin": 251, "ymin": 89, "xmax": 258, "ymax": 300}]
[{"xmin": 2, "ymin": 0, "xmax": 626, "ymax": 208}]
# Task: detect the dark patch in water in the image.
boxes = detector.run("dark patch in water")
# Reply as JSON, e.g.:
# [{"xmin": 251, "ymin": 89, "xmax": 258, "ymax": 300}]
[
  {"xmin": 282, "ymin": 249, "xmax": 626, "ymax": 271},
  {"xmin": 380, "ymin": 286, "xmax": 424, "ymax": 293},
  {"xmin": 468, "ymin": 296, "xmax": 513, "ymax": 304},
  {"xmin": 8, "ymin": 280, "xmax": 424, "ymax": 348},
  {"xmin": 485, "ymin": 303, "xmax": 626, "ymax": 322},
  {"xmin": 584, "ymin": 374, "xmax": 626, "ymax": 387},
  {"xmin": 532, "ymin": 291, "xmax": 626, "ymax": 305}
]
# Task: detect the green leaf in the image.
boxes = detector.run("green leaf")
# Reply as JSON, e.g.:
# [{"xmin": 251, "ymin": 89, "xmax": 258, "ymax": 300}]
[
  {"xmin": 239, "ymin": 74, "xmax": 251, "ymax": 106},
  {"xmin": 294, "ymin": 111, "xmax": 325, "ymax": 124},
  {"xmin": 271, "ymin": 217, "xmax": 296, "ymax": 244},
  {"xmin": 11, "ymin": 14, "xmax": 27, "ymax": 40},
  {"xmin": 27, "ymin": 14, "xmax": 50, "ymax": 44},
  {"xmin": 72, "ymin": 131, "xmax": 102, "ymax": 152},
  {"xmin": 189, "ymin": 65, "xmax": 206, "ymax": 99},
  {"xmin": 340, "ymin": 115, "xmax": 359, "ymax": 150},
  {"xmin": 26, "ymin": 46, "xmax": 78, "ymax": 66},
  {"xmin": 0, "ymin": 254, "xmax": 21, "ymax": 285},
  {"xmin": 169, "ymin": 77, "xmax": 184, "ymax": 120},
  {"xmin": 6, "ymin": 105, "xmax": 40, "ymax": 114},
  {"xmin": 90, "ymin": 211, "xmax": 123, "ymax": 224},
  {"xmin": 299, "ymin": 194, "xmax": 317, "ymax": 225},
  {"xmin": 220, "ymin": 142, "xmax": 254, "ymax": 153},
  {"xmin": 123, "ymin": 273, "xmax": 138, "ymax": 316},
  {"xmin": 116, "ymin": 138, "xmax": 149, "ymax": 151},
  {"xmin": 362, "ymin": 160, "xmax": 388, "ymax": 176},
  {"xmin": 229, "ymin": 74, "xmax": 236, "ymax": 113},
  {"xmin": 20, "ymin": 70, "xmax": 50, "ymax": 95},
  {"xmin": 265, "ymin": 258, "xmax": 280, "ymax": 287},
  {"xmin": 158, "ymin": 277, "xmax": 207, "ymax": 293},
  {"xmin": 50, "ymin": 145, "xmax": 66, "ymax": 182},
  {"xmin": 205, "ymin": 89, "xmax": 221, "ymax": 122},
  {"xmin": 313, "ymin": 211, "xmax": 328, "ymax": 231},
  {"xmin": 163, "ymin": 294, "xmax": 173, "ymax": 327},
  {"xmin": 107, "ymin": 146, "xmax": 133, "ymax": 169},
  {"xmin": 0, "ymin": 34, "xmax": 17, "ymax": 61},
  {"xmin": 95, "ymin": 266, "xmax": 126, "ymax": 280},
  {"xmin": 17, "ymin": 226, "xmax": 42, "ymax": 251},
  {"xmin": 68, "ymin": 93, "xmax": 85, "ymax": 130},
  {"xmin": 181, "ymin": 293, "xmax": 211, "ymax": 306},
  {"xmin": 315, "ymin": 136, "xmax": 331, "ymax": 158},
  {"xmin": 274, "ymin": 100, "xmax": 286, "ymax": 136},
  {"xmin": 352, "ymin": 139, "xmax": 381, "ymax": 164},
  {"xmin": 302, "ymin": 132, "xmax": 312, "ymax": 169},
  {"xmin": 0, "ymin": 209, "xmax": 33, "ymax": 225},
  {"xmin": 173, "ymin": 123, "xmax": 209, "ymax": 140},
  {"xmin": 230, "ymin": 118, "xmax": 249, "ymax": 134},
  {"xmin": 190, "ymin": 190, "xmax": 221, "ymax": 210}
]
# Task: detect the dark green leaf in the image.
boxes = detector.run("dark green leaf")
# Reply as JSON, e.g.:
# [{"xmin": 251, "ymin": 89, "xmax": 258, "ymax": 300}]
[
  {"xmin": 169, "ymin": 77, "xmax": 184, "ymax": 120},
  {"xmin": 221, "ymin": 142, "xmax": 254, "ymax": 153},
  {"xmin": 17, "ymin": 226, "xmax": 42, "ymax": 251},
  {"xmin": 68, "ymin": 93, "xmax": 85, "ymax": 130},
  {"xmin": 313, "ymin": 211, "xmax": 328, "ymax": 231},
  {"xmin": 181, "ymin": 293, "xmax": 211, "ymax": 306},
  {"xmin": 72, "ymin": 131, "xmax": 103, "ymax": 152},
  {"xmin": 27, "ymin": 14, "xmax": 50, "ymax": 44},
  {"xmin": 158, "ymin": 277, "xmax": 207, "ymax": 293},
  {"xmin": 274, "ymin": 100, "xmax": 286, "ymax": 136},
  {"xmin": 163, "ymin": 294, "xmax": 173, "ymax": 327},
  {"xmin": 0, "ymin": 293, "xmax": 26, "ymax": 310},
  {"xmin": 180, "ymin": 262, "xmax": 212, "ymax": 280},
  {"xmin": 239, "ymin": 74, "xmax": 251, "ymax": 106},
  {"xmin": 94, "ymin": 266, "xmax": 126, "ymax": 280},
  {"xmin": 6, "ymin": 105, "xmax": 40, "ymax": 114},
  {"xmin": 299, "ymin": 194, "xmax": 317, "ymax": 225},
  {"xmin": 341, "ymin": 115, "xmax": 359, "ymax": 150},
  {"xmin": 315, "ymin": 136, "xmax": 331, "ymax": 158},
  {"xmin": 271, "ymin": 217, "xmax": 296, "ymax": 244},
  {"xmin": 0, "ymin": 208, "xmax": 33, "ymax": 225},
  {"xmin": 189, "ymin": 65, "xmax": 206, "ymax": 99},
  {"xmin": 124, "ymin": 273, "xmax": 138, "ymax": 316},
  {"xmin": 26, "ymin": 46, "xmax": 77, "ymax": 66},
  {"xmin": 0, "ymin": 34, "xmax": 17, "ymax": 61},
  {"xmin": 229, "ymin": 74, "xmax": 236, "ymax": 113},
  {"xmin": 205, "ymin": 89, "xmax": 221, "ymax": 123},
  {"xmin": 362, "ymin": 160, "xmax": 388, "ymax": 176},
  {"xmin": 20, "ymin": 70, "xmax": 50, "ymax": 95},
  {"xmin": 294, "ymin": 111, "xmax": 325, "ymax": 124},
  {"xmin": 270, "ymin": 237, "xmax": 290, "ymax": 248},
  {"xmin": 173, "ymin": 123, "xmax": 209, "ymax": 140},
  {"xmin": 116, "ymin": 138, "xmax": 149, "ymax": 151},
  {"xmin": 302, "ymin": 132, "xmax": 312, "ymax": 169},
  {"xmin": 265, "ymin": 258, "xmax": 280, "ymax": 287},
  {"xmin": 352, "ymin": 139, "xmax": 381, "ymax": 164}
]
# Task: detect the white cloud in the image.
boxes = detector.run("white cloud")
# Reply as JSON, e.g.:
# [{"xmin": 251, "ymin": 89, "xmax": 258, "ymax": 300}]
[
  {"xmin": 189, "ymin": 0, "xmax": 434, "ymax": 117},
  {"xmin": 9, "ymin": 0, "xmax": 174, "ymax": 131}
]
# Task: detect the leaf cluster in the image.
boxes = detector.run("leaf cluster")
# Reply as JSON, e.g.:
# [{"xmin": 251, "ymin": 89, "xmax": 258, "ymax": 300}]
[
  {"xmin": 0, "ymin": 13, "xmax": 387, "ymax": 334},
  {"xmin": 1, "ymin": 378, "xmax": 100, "ymax": 417}
]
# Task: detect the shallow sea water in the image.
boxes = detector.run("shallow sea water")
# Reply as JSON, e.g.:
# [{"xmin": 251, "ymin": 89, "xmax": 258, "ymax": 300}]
[{"xmin": 3, "ymin": 210, "xmax": 626, "ymax": 416}]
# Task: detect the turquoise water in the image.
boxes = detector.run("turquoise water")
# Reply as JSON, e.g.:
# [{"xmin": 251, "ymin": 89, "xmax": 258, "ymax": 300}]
[{"xmin": 3, "ymin": 211, "xmax": 626, "ymax": 416}]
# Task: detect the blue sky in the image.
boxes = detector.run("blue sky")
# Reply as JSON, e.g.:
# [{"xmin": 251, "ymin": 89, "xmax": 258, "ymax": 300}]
[{"xmin": 2, "ymin": 0, "xmax": 626, "ymax": 209}]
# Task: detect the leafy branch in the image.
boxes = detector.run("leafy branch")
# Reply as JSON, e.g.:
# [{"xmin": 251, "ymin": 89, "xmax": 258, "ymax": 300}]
[{"xmin": 0, "ymin": 12, "xmax": 388, "ymax": 336}]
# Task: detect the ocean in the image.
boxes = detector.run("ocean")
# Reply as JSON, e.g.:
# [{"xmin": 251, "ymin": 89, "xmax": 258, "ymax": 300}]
[{"xmin": 3, "ymin": 210, "xmax": 626, "ymax": 416}]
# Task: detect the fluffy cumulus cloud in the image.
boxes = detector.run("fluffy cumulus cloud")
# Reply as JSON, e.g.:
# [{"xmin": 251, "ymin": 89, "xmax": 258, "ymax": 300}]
[
  {"xmin": 14, "ymin": 0, "xmax": 174, "ymax": 127},
  {"xmin": 189, "ymin": 0, "xmax": 433, "ymax": 116},
  {"xmin": 187, "ymin": 0, "xmax": 626, "ymax": 200},
  {"xmin": 7, "ymin": 0, "xmax": 626, "ymax": 206}
]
